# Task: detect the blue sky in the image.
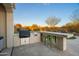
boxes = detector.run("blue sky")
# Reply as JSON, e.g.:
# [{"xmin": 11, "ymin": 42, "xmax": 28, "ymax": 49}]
[{"xmin": 14, "ymin": 3, "xmax": 79, "ymax": 26}]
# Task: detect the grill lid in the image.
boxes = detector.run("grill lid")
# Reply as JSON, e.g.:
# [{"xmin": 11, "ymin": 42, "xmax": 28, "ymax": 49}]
[{"xmin": 19, "ymin": 30, "xmax": 30, "ymax": 38}]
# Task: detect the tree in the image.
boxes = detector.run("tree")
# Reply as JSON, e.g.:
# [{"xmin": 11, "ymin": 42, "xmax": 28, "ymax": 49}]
[
  {"xmin": 31, "ymin": 24, "xmax": 40, "ymax": 31},
  {"xmin": 15, "ymin": 24, "xmax": 22, "ymax": 32},
  {"xmin": 15, "ymin": 24, "xmax": 22, "ymax": 28},
  {"xmin": 45, "ymin": 16, "xmax": 61, "ymax": 27},
  {"xmin": 23, "ymin": 26, "xmax": 31, "ymax": 31},
  {"xmin": 71, "ymin": 9, "xmax": 79, "ymax": 24},
  {"xmin": 62, "ymin": 9, "xmax": 79, "ymax": 33}
]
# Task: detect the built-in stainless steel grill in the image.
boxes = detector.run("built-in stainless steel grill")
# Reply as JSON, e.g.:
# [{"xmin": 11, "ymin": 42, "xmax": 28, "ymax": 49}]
[{"xmin": 19, "ymin": 30, "xmax": 30, "ymax": 38}]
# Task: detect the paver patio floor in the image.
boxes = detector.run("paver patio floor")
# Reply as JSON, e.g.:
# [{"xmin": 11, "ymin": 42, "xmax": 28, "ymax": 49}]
[
  {"xmin": 12, "ymin": 43, "xmax": 60, "ymax": 56},
  {"xmin": 1, "ymin": 36, "xmax": 79, "ymax": 56},
  {"xmin": 12, "ymin": 36, "xmax": 79, "ymax": 56}
]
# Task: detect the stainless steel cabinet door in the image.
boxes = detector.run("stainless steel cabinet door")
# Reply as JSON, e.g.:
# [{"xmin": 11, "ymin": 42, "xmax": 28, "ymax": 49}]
[{"xmin": 21, "ymin": 38, "xmax": 30, "ymax": 45}]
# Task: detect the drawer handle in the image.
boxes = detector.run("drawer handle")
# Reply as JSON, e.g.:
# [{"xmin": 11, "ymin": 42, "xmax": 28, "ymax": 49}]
[{"xmin": 35, "ymin": 34, "xmax": 37, "ymax": 36}]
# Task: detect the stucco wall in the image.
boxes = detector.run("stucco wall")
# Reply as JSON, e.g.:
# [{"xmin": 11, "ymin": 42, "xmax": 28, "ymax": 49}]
[
  {"xmin": 0, "ymin": 4, "xmax": 14, "ymax": 48},
  {"xmin": 6, "ymin": 8, "xmax": 14, "ymax": 48},
  {"xmin": 0, "ymin": 4, "xmax": 6, "ymax": 48}
]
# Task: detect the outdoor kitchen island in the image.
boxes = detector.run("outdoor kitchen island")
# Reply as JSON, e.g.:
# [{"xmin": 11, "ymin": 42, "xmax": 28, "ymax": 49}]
[
  {"xmin": 13, "ymin": 31, "xmax": 41, "ymax": 47},
  {"xmin": 14, "ymin": 31, "xmax": 74, "ymax": 51},
  {"xmin": 40, "ymin": 31, "xmax": 74, "ymax": 51}
]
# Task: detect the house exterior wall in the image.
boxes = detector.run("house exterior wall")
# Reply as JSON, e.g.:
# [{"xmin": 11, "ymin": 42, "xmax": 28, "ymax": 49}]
[
  {"xmin": 0, "ymin": 4, "xmax": 14, "ymax": 48},
  {"xmin": 0, "ymin": 4, "xmax": 6, "ymax": 48}
]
